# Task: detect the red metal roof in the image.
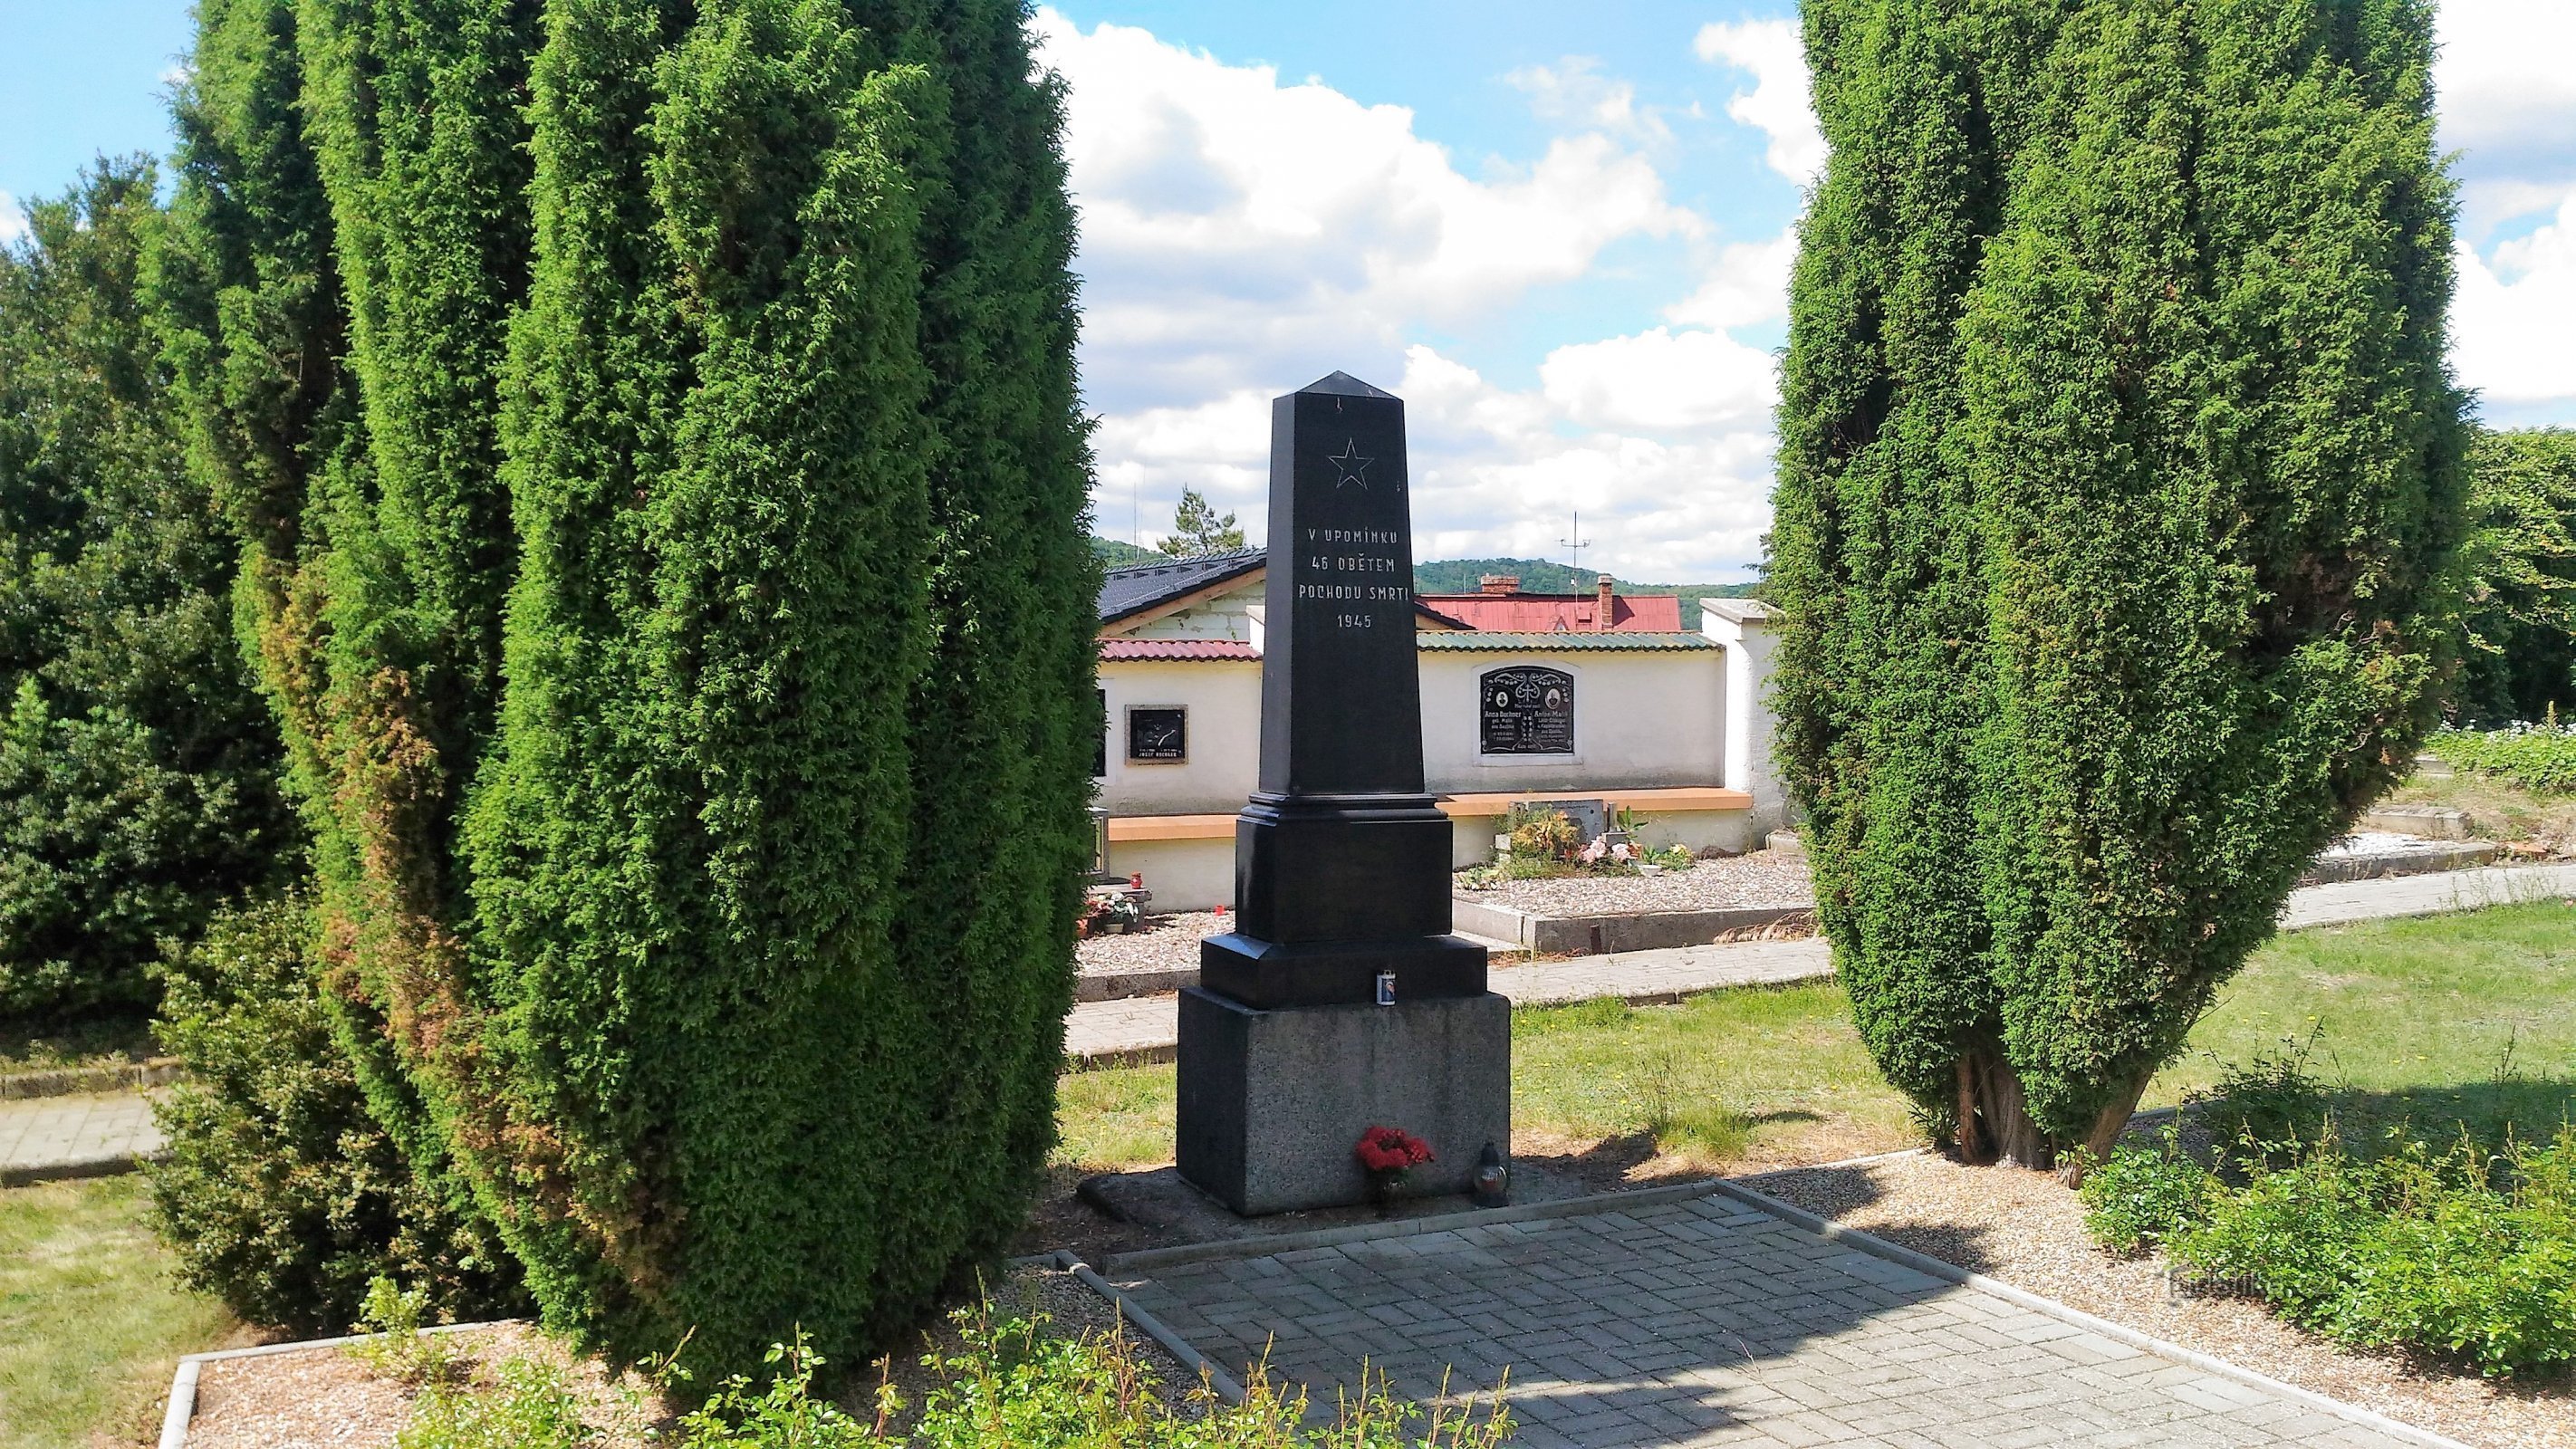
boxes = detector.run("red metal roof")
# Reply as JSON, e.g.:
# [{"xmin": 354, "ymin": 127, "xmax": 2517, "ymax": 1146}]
[
  {"xmin": 1098, "ymin": 638, "xmax": 1261, "ymax": 661},
  {"xmin": 1414, "ymin": 592, "xmax": 1684, "ymax": 633}
]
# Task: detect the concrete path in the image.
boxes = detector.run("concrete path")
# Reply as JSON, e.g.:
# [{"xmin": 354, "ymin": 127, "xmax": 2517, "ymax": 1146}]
[
  {"xmin": 1114, "ymin": 1186, "xmax": 2444, "ymax": 1449},
  {"xmin": 1064, "ymin": 863, "xmax": 2576, "ymax": 1065},
  {"xmin": 0, "ymin": 1091, "xmax": 163, "ymax": 1186}
]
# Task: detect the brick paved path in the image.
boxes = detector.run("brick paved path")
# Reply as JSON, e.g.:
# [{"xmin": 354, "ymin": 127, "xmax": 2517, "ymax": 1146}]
[
  {"xmin": 1115, "ymin": 1192, "xmax": 2437, "ymax": 1448},
  {"xmin": 1062, "ymin": 864, "xmax": 2576, "ymax": 1064},
  {"xmin": 0, "ymin": 1091, "xmax": 162, "ymax": 1185}
]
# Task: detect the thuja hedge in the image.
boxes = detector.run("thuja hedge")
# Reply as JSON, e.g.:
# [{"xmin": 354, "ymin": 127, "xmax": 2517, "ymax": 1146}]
[
  {"xmin": 156, "ymin": 0, "xmax": 1095, "ymax": 1379},
  {"xmin": 1772, "ymin": 0, "xmax": 2465, "ymax": 1166}
]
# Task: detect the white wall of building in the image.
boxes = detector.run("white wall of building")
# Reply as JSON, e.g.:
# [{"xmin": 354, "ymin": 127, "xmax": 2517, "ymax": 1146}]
[
  {"xmin": 1418, "ymin": 648, "xmax": 1726, "ymax": 796},
  {"xmin": 1701, "ymin": 600, "xmax": 1787, "ymax": 832},
  {"xmin": 1096, "ymin": 657, "xmax": 1261, "ymax": 817},
  {"xmin": 1092, "ymin": 594, "xmax": 1784, "ymax": 911}
]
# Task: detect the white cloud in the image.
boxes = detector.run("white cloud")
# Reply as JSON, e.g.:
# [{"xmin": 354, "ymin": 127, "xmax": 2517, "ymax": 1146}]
[
  {"xmin": 1036, "ymin": 11, "xmax": 1698, "ymax": 420},
  {"xmin": 2454, "ymin": 195, "xmax": 2576, "ymax": 406},
  {"xmin": 1665, "ymin": 229, "xmax": 1797, "ymax": 331},
  {"xmin": 1693, "ymin": 18, "xmax": 1823, "ymax": 187},
  {"xmin": 0, "ymin": 194, "xmax": 24, "ymax": 246},
  {"xmin": 1541, "ymin": 327, "xmax": 1776, "ymax": 434},
  {"xmin": 1505, "ymin": 56, "xmax": 1671, "ymax": 146},
  {"xmin": 2435, "ymin": 1, "xmax": 2576, "ymax": 221},
  {"xmin": 1032, "ymin": 8, "xmax": 1776, "ymax": 577},
  {"xmin": 1400, "ymin": 348, "xmax": 1777, "ymax": 579}
]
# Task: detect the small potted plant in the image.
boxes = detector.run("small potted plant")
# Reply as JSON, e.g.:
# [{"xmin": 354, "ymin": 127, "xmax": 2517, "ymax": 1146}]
[{"xmin": 1354, "ymin": 1125, "xmax": 1435, "ymax": 1210}]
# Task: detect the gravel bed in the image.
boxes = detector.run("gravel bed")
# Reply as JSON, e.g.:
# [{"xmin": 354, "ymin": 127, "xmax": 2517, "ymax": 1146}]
[
  {"xmin": 179, "ymin": 1268, "xmax": 1204, "ymax": 1447},
  {"xmin": 1077, "ymin": 911, "xmax": 1227, "ymax": 977},
  {"xmin": 1457, "ymin": 850, "xmax": 1817, "ymax": 916},
  {"xmin": 1751, "ymin": 1152, "xmax": 2571, "ymax": 1449}
]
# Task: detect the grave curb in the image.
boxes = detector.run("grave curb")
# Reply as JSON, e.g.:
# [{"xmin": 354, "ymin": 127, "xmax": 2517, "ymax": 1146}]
[
  {"xmin": 1099, "ymin": 1174, "xmax": 1731, "ymax": 1274},
  {"xmin": 1706, "ymin": 1177, "xmax": 2474, "ymax": 1449},
  {"xmin": 157, "ymin": 1319, "xmax": 522, "ymax": 1449},
  {"xmin": 0, "ymin": 1148, "xmax": 158, "ymax": 1187},
  {"xmin": 1449, "ymin": 897, "xmax": 1812, "ymax": 955},
  {"xmin": 1039, "ymin": 1249, "xmax": 1250, "ymax": 1404},
  {"xmin": 0, "ymin": 1057, "xmax": 184, "ymax": 1100}
]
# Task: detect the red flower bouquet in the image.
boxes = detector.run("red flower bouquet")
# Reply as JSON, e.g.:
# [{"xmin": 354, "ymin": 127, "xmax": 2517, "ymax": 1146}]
[{"xmin": 1355, "ymin": 1126, "xmax": 1434, "ymax": 1207}]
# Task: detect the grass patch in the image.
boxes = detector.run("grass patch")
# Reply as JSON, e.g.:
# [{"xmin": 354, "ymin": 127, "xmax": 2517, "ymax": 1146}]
[
  {"xmin": 2150, "ymin": 900, "xmax": 2576, "ymax": 1140},
  {"xmin": 1052, "ymin": 903, "xmax": 2576, "ymax": 1183},
  {"xmin": 0, "ymin": 1176, "xmax": 235, "ymax": 1449}
]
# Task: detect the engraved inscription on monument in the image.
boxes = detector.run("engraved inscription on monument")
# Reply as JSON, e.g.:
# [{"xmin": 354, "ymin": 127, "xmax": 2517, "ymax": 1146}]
[{"xmin": 1479, "ymin": 666, "xmax": 1574, "ymax": 755}]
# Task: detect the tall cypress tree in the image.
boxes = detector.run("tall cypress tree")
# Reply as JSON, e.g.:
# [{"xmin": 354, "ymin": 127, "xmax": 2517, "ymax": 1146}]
[
  {"xmin": 153, "ymin": 0, "xmax": 534, "ymax": 1314},
  {"xmin": 1773, "ymin": 0, "xmax": 2464, "ymax": 1165},
  {"xmin": 464, "ymin": 0, "xmax": 1091, "ymax": 1375},
  {"xmin": 879, "ymin": 0, "xmax": 1100, "ymax": 1346},
  {"xmin": 286, "ymin": 0, "xmax": 540, "ymax": 1191},
  {"xmin": 0, "ymin": 159, "xmax": 298, "ymax": 1016}
]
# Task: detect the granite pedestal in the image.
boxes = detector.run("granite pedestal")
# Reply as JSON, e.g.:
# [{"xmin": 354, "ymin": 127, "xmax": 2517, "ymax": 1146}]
[{"xmin": 1175, "ymin": 986, "xmax": 1512, "ymax": 1216}]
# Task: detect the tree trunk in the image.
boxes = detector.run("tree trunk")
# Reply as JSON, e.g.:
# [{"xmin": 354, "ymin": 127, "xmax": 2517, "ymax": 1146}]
[
  {"xmin": 1954, "ymin": 1051, "xmax": 2057, "ymax": 1169},
  {"xmin": 1954, "ymin": 1051, "xmax": 2158, "ymax": 1180}
]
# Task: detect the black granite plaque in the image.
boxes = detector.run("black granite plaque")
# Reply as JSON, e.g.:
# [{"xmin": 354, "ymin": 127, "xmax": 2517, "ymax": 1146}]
[
  {"xmin": 1198, "ymin": 370, "xmax": 1488, "ymax": 1009},
  {"xmin": 1479, "ymin": 666, "xmax": 1574, "ymax": 754},
  {"xmin": 1127, "ymin": 706, "xmax": 1186, "ymax": 762}
]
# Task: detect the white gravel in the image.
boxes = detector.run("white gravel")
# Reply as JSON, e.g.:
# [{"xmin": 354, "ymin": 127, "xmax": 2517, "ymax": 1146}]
[
  {"xmin": 1752, "ymin": 1152, "xmax": 2571, "ymax": 1449},
  {"xmin": 1076, "ymin": 911, "xmax": 1227, "ymax": 977},
  {"xmin": 1457, "ymin": 850, "xmax": 1817, "ymax": 916}
]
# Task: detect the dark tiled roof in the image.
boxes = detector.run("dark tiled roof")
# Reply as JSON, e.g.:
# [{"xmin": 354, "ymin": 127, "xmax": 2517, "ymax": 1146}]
[
  {"xmin": 1097, "ymin": 547, "xmax": 1266, "ymax": 624},
  {"xmin": 1099, "ymin": 638, "xmax": 1261, "ymax": 661},
  {"xmin": 1414, "ymin": 631, "xmax": 1719, "ymax": 651}
]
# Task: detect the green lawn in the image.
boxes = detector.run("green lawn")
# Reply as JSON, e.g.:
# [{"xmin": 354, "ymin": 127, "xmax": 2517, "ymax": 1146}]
[
  {"xmin": 1054, "ymin": 900, "xmax": 2576, "ymax": 1179},
  {"xmin": 2148, "ymin": 898, "xmax": 2576, "ymax": 1137},
  {"xmin": 0, "ymin": 1176, "xmax": 235, "ymax": 1449}
]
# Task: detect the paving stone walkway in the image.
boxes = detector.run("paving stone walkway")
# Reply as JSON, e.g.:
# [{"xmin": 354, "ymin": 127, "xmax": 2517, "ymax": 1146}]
[
  {"xmin": 0, "ymin": 1091, "xmax": 163, "ymax": 1185},
  {"xmin": 1114, "ymin": 1190, "xmax": 2441, "ymax": 1448},
  {"xmin": 1062, "ymin": 863, "xmax": 2576, "ymax": 1064}
]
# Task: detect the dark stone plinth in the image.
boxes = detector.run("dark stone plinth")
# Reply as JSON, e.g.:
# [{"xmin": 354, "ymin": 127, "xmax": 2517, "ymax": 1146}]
[
  {"xmin": 1175, "ymin": 987, "xmax": 1512, "ymax": 1216},
  {"xmin": 1229, "ymin": 792, "xmax": 1456, "ymax": 944},
  {"xmin": 1200, "ymin": 931, "xmax": 1490, "ymax": 1011}
]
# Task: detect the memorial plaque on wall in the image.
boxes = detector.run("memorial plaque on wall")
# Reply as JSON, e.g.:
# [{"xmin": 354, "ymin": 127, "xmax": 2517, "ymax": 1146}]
[
  {"xmin": 1479, "ymin": 666, "xmax": 1574, "ymax": 754},
  {"xmin": 1128, "ymin": 706, "xmax": 1187, "ymax": 762}
]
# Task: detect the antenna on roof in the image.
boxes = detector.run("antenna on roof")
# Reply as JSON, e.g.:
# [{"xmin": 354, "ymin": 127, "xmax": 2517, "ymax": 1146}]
[{"xmin": 1559, "ymin": 511, "xmax": 1591, "ymax": 581}]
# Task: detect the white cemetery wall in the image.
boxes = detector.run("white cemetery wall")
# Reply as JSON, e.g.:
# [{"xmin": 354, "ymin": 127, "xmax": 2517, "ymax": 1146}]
[{"xmin": 1418, "ymin": 648, "xmax": 1728, "ymax": 794}]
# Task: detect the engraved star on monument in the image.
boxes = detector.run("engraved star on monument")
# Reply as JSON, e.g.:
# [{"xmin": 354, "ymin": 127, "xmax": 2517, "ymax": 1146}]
[{"xmin": 1328, "ymin": 437, "xmax": 1373, "ymax": 490}]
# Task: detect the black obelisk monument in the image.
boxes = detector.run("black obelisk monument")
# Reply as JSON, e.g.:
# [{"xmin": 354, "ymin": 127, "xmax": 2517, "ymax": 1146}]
[{"xmin": 1176, "ymin": 371, "xmax": 1511, "ymax": 1215}]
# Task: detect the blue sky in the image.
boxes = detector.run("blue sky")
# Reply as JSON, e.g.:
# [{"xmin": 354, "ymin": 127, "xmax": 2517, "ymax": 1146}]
[{"xmin": 5, "ymin": 2, "xmax": 2573, "ymax": 579}]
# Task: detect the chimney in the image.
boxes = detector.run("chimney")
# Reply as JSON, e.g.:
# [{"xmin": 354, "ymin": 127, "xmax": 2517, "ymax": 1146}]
[
  {"xmin": 1594, "ymin": 574, "xmax": 1615, "ymax": 631},
  {"xmin": 1478, "ymin": 574, "xmax": 1520, "ymax": 596}
]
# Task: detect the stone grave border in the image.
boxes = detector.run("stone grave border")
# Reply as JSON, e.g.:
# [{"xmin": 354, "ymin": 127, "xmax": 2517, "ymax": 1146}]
[
  {"xmin": 157, "ymin": 1320, "xmax": 517, "ymax": 1449},
  {"xmin": 1, "ymin": 1056, "xmax": 184, "ymax": 1100},
  {"xmin": 1047, "ymin": 1156, "xmax": 2471, "ymax": 1449},
  {"xmin": 1447, "ymin": 897, "xmax": 1812, "ymax": 956}
]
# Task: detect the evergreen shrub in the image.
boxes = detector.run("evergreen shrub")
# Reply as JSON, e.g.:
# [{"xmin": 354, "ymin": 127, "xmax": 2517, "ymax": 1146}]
[
  {"xmin": 2082, "ymin": 1127, "xmax": 2576, "ymax": 1377},
  {"xmin": 146, "ymin": 894, "xmax": 524, "ymax": 1335},
  {"xmin": 1772, "ymin": 0, "xmax": 2467, "ymax": 1166},
  {"xmin": 0, "ymin": 159, "xmax": 296, "ymax": 1017}
]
